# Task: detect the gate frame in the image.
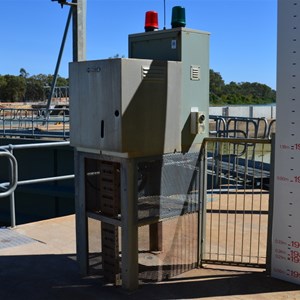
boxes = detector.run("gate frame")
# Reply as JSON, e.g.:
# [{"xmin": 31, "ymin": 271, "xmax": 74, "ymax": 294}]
[{"xmin": 198, "ymin": 136, "xmax": 274, "ymax": 272}]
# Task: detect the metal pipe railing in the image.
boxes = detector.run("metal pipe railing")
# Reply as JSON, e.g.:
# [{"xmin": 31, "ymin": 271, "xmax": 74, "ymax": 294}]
[
  {"xmin": 0, "ymin": 141, "xmax": 74, "ymax": 228},
  {"xmin": 209, "ymin": 115, "xmax": 273, "ymax": 140},
  {"xmin": 0, "ymin": 151, "xmax": 18, "ymax": 198},
  {"xmin": 0, "ymin": 108, "xmax": 69, "ymax": 139}
]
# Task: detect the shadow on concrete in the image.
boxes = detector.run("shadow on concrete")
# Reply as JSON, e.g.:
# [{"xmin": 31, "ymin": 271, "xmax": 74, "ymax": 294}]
[{"xmin": 0, "ymin": 254, "xmax": 299, "ymax": 300}]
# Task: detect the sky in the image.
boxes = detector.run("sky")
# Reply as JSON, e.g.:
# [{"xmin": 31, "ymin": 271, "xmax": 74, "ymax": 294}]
[{"xmin": 0, "ymin": 0, "xmax": 277, "ymax": 89}]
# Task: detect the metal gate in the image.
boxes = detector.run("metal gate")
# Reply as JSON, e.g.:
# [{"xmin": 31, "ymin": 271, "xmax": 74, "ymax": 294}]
[{"xmin": 200, "ymin": 137, "xmax": 273, "ymax": 269}]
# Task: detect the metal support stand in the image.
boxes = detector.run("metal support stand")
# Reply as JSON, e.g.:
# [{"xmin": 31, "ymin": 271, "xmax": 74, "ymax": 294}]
[
  {"xmin": 150, "ymin": 222, "xmax": 163, "ymax": 251},
  {"xmin": 74, "ymin": 150, "xmax": 88, "ymax": 275},
  {"xmin": 120, "ymin": 158, "xmax": 139, "ymax": 290},
  {"xmin": 74, "ymin": 151, "xmax": 139, "ymax": 290}
]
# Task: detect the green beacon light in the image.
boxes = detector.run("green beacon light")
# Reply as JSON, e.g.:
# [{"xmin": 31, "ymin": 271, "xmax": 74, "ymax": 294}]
[{"xmin": 171, "ymin": 6, "xmax": 186, "ymax": 28}]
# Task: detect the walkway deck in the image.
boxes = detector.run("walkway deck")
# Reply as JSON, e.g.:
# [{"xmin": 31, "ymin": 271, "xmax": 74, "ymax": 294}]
[{"xmin": 0, "ymin": 215, "xmax": 299, "ymax": 300}]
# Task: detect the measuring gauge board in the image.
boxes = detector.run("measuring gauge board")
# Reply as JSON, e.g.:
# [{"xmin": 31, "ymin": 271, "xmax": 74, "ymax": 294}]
[{"xmin": 272, "ymin": 0, "xmax": 300, "ymax": 284}]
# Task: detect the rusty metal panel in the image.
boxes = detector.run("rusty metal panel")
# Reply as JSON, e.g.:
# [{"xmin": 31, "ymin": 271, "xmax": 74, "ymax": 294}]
[{"xmin": 101, "ymin": 222, "xmax": 120, "ymax": 284}]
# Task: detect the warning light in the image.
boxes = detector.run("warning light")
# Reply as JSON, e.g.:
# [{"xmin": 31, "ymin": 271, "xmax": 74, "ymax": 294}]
[
  {"xmin": 145, "ymin": 11, "xmax": 159, "ymax": 32},
  {"xmin": 171, "ymin": 6, "xmax": 186, "ymax": 28}
]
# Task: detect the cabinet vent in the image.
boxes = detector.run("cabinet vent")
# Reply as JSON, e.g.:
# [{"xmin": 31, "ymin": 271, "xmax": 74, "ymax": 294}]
[
  {"xmin": 142, "ymin": 66, "xmax": 166, "ymax": 81},
  {"xmin": 190, "ymin": 65, "xmax": 200, "ymax": 81}
]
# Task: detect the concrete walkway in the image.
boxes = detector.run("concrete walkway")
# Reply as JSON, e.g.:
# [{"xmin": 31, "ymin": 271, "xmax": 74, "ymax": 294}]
[{"xmin": 0, "ymin": 215, "xmax": 299, "ymax": 300}]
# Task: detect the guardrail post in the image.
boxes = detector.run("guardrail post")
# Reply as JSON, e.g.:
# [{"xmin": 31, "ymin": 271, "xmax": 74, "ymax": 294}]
[
  {"xmin": 0, "ymin": 148, "xmax": 18, "ymax": 227},
  {"xmin": 198, "ymin": 140, "xmax": 208, "ymax": 267},
  {"xmin": 266, "ymin": 133, "xmax": 275, "ymax": 274},
  {"xmin": 9, "ymin": 147, "xmax": 16, "ymax": 228},
  {"xmin": 9, "ymin": 191, "xmax": 16, "ymax": 228}
]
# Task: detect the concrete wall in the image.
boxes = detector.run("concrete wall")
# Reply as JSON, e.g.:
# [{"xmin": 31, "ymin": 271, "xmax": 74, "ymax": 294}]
[{"xmin": 209, "ymin": 105, "xmax": 276, "ymax": 119}]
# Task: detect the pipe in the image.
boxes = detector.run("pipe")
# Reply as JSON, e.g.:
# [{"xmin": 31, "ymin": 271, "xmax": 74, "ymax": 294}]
[{"xmin": 45, "ymin": 7, "xmax": 73, "ymax": 118}]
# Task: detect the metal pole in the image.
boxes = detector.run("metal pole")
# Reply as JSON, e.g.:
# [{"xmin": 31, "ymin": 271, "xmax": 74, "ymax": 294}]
[
  {"xmin": 75, "ymin": 150, "xmax": 89, "ymax": 276},
  {"xmin": 9, "ymin": 149, "xmax": 16, "ymax": 228},
  {"xmin": 121, "ymin": 158, "xmax": 139, "ymax": 290},
  {"xmin": 72, "ymin": 0, "xmax": 86, "ymax": 62},
  {"xmin": 9, "ymin": 148, "xmax": 16, "ymax": 228},
  {"xmin": 266, "ymin": 133, "xmax": 275, "ymax": 274},
  {"xmin": 198, "ymin": 143, "xmax": 208, "ymax": 267},
  {"xmin": 45, "ymin": 7, "xmax": 73, "ymax": 117},
  {"xmin": 163, "ymin": 0, "xmax": 166, "ymax": 30},
  {"xmin": 9, "ymin": 192, "xmax": 16, "ymax": 228}
]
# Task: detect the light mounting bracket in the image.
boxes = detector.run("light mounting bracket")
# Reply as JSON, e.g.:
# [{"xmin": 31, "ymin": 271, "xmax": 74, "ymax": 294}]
[{"xmin": 51, "ymin": 0, "xmax": 77, "ymax": 8}]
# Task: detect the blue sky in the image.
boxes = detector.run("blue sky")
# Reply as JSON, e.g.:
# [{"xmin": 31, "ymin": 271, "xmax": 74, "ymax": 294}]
[{"xmin": 0, "ymin": 0, "xmax": 277, "ymax": 89}]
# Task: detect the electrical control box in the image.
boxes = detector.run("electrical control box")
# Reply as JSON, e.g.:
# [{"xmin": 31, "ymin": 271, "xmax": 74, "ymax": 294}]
[
  {"xmin": 129, "ymin": 27, "xmax": 210, "ymax": 152},
  {"xmin": 69, "ymin": 58, "xmax": 182, "ymax": 157}
]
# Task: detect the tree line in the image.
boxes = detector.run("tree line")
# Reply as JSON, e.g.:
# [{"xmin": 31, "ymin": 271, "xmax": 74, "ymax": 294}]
[
  {"xmin": 0, "ymin": 68, "xmax": 68, "ymax": 102},
  {"xmin": 210, "ymin": 69, "xmax": 276, "ymax": 105},
  {"xmin": 0, "ymin": 68, "xmax": 276, "ymax": 105}
]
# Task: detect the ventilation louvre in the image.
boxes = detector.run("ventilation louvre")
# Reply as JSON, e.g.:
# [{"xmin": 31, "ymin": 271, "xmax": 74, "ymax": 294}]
[
  {"xmin": 190, "ymin": 65, "xmax": 200, "ymax": 81},
  {"xmin": 142, "ymin": 66, "xmax": 166, "ymax": 81}
]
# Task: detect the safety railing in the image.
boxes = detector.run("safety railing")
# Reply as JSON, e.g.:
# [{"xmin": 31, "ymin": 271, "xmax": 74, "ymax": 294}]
[
  {"xmin": 0, "ymin": 141, "xmax": 74, "ymax": 227},
  {"xmin": 0, "ymin": 151, "xmax": 18, "ymax": 198},
  {"xmin": 209, "ymin": 115, "xmax": 275, "ymax": 139},
  {"xmin": 1, "ymin": 112, "xmax": 275, "ymax": 141},
  {"xmin": 199, "ymin": 137, "xmax": 273, "ymax": 269},
  {"xmin": 0, "ymin": 108, "xmax": 69, "ymax": 139}
]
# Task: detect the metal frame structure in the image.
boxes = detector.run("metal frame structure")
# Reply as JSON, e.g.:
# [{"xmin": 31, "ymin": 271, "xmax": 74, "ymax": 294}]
[
  {"xmin": 0, "ymin": 108, "xmax": 69, "ymax": 139},
  {"xmin": 50, "ymin": 0, "xmax": 86, "ymax": 61},
  {"xmin": 199, "ymin": 137, "xmax": 273, "ymax": 270},
  {"xmin": 75, "ymin": 150, "xmax": 201, "ymax": 289},
  {"xmin": 75, "ymin": 150, "xmax": 139, "ymax": 290},
  {"xmin": 47, "ymin": 0, "xmax": 86, "ymax": 115}
]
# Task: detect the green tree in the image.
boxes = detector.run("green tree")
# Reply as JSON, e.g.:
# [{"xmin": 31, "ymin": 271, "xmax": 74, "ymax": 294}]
[
  {"xmin": 2, "ymin": 75, "xmax": 26, "ymax": 102},
  {"xmin": 25, "ymin": 77, "xmax": 45, "ymax": 101},
  {"xmin": 210, "ymin": 69, "xmax": 225, "ymax": 97},
  {"xmin": 0, "ymin": 75, "xmax": 7, "ymax": 100},
  {"xmin": 19, "ymin": 68, "xmax": 29, "ymax": 78},
  {"xmin": 56, "ymin": 75, "xmax": 68, "ymax": 87},
  {"xmin": 209, "ymin": 70, "xmax": 276, "ymax": 106}
]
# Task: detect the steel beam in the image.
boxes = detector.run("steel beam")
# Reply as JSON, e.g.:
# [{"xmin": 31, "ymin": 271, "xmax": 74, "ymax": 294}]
[{"xmin": 72, "ymin": 0, "xmax": 86, "ymax": 62}]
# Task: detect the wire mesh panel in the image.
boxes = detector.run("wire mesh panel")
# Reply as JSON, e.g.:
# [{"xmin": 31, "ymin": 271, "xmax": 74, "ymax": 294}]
[
  {"xmin": 201, "ymin": 138, "xmax": 272, "ymax": 268},
  {"xmin": 136, "ymin": 153, "xmax": 201, "ymax": 281},
  {"xmin": 138, "ymin": 213, "xmax": 198, "ymax": 281},
  {"xmin": 83, "ymin": 153, "xmax": 202, "ymax": 285},
  {"xmin": 87, "ymin": 217, "xmax": 103, "ymax": 275}
]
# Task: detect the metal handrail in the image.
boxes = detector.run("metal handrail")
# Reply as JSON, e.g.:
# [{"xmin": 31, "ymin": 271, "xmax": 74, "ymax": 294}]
[
  {"xmin": 0, "ymin": 141, "xmax": 70, "ymax": 151},
  {"xmin": 267, "ymin": 119, "xmax": 276, "ymax": 139},
  {"xmin": 0, "ymin": 141, "xmax": 74, "ymax": 228},
  {"xmin": 209, "ymin": 115, "xmax": 272, "ymax": 139},
  {"xmin": 0, "ymin": 107, "xmax": 69, "ymax": 139},
  {"xmin": 202, "ymin": 136, "xmax": 270, "ymax": 159},
  {"xmin": 0, "ymin": 151, "xmax": 18, "ymax": 198}
]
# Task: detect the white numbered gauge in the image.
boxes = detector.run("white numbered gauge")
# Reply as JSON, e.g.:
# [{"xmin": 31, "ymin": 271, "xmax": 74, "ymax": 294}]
[{"xmin": 272, "ymin": 0, "xmax": 300, "ymax": 285}]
